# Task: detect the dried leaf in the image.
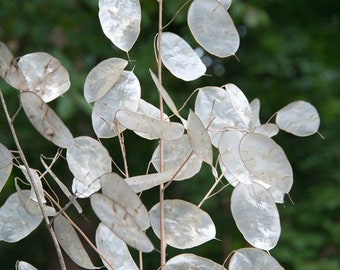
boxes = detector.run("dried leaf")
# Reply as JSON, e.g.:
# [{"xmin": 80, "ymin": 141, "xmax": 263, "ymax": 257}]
[
  {"xmin": 100, "ymin": 173, "xmax": 150, "ymax": 230},
  {"xmin": 92, "ymin": 71, "xmax": 141, "ymax": 138},
  {"xmin": 160, "ymin": 32, "xmax": 206, "ymax": 81},
  {"xmin": 276, "ymin": 100, "xmax": 320, "ymax": 136},
  {"xmin": 20, "ymin": 92, "xmax": 74, "ymax": 148},
  {"xmin": 18, "ymin": 52, "xmax": 70, "ymax": 102},
  {"xmin": 125, "ymin": 170, "xmax": 175, "ymax": 193},
  {"xmin": 0, "ymin": 41, "xmax": 27, "ymax": 90},
  {"xmin": 239, "ymin": 133, "xmax": 293, "ymax": 197},
  {"xmin": 223, "ymin": 83, "xmax": 253, "ymax": 129},
  {"xmin": 133, "ymin": 99, "xmax": 169, "ymax": 139},
  {"xmin": 249, "ymin": 98, "xmax": 261, "ymax": 127},
  {"xmin": 188, "ymin": 0, "xmax": 239, "ymax": 57},
  {"xmin": 66, "ymin": 136, "xmax": 112, "ymax": 198},
  {"xmin": 194, "ymin": 85, "xmax": 251, "ymax": 147},
  {"xmin": 16, "ymin": 261, "xmax": 38, "ymax": 270},
  {"xmin": 150, "ymin": 199, "xmax": 216, "ymax": 249},
  {"xmin": 149, "ymin": 69, "xmax": 184, "ymax": 122},
  {"xmin": 84, "ymin": 57, "xmax": 128, "ymax": 103},
  {"xmin": 98, "ymin": 0, "xmax": 141, "ymax": 52},
  {"xmin": 91, "ymin": 193, "xmax": 154, "ymax": 252},
  {"xmin": 19, "ymin": 166, "xmax": 46, "ymax": 203},
  {"xmin": 116, "ymin": 109, "xmax": 184, "ymax": 140},
  {"xmin": 0, "ymin": 191, "xmax": 42, "ymax": 243},
  {"xmin": 165, "ymin": 253, "xmax": 227, "ymax": 270},
  {"xmin": 229, "ymin": 248, "xmax": 284, "ymax": 270},
  {"xmin": 0, "ymin": 143, "xmax": 12, "ymax": 193},
  {"xmin": 96, "ymin": 223, "xmax": 139, "ymax": 270},
  {"xmin": 231, "ymin": 183, "xmax": 281, "ymax": 250},
  {"xmin": 187, "ymin": 110, "xmax": 213, "ymax": 164},
  {"xmin": 54, "ymin": 215, "xmax": 98, "ymax": 269},
  {"xmin": 217, "ymin": 0, "xmax": 232, "ymax": 10},
  {"xmin": 15, "ymin": 181, "xmax": 55, "ymax": 217}
]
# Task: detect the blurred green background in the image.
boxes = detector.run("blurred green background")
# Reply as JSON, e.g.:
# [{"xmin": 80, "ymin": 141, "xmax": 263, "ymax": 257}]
[{"xmin": 0, "ymin": 0, "xmax": 339, "ymax": 269}]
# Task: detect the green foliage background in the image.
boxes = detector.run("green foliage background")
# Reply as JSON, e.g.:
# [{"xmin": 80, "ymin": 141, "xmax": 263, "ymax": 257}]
[{"xmin": 0, "ymin": 0, "xmax": 339, "ymax": 269}]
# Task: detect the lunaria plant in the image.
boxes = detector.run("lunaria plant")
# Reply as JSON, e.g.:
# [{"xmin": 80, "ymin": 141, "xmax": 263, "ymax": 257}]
[{"xmin": 0, "ymin": 0, "xmax": 321, "ymax": 269}]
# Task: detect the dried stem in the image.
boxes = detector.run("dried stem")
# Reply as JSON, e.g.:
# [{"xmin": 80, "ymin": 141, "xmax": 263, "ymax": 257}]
[
  {"xmin": 0, "ymin": 89, "xmax": 67, "ymax": 270},
  {"xmin": 197, "ymin": 172, "xmax": 225, "ymax": 208},
  {"xmin": 139, "ymin": 251, "xmax": 144, "ymax": 270},
  {"xmin": 46, "ymin": 193, "xmax": 116, "ymax": 270},
  {"xmin": 157, "ymin": 0, "xmax": 167, "ymax": 269},
  {"xmin": 117, "ymin": 120, "xmax": 143, "ymax": 269},
  {"xmin": 162, "ymin": 151, "xmax": 194, "ymax": 191},
  {"xmin": 163, "ymin": 0, "xmax": 191, "ymax": 29},
  {"xmin": 116, "ymin": 120, "xmax": 129, "ymax": 178}
]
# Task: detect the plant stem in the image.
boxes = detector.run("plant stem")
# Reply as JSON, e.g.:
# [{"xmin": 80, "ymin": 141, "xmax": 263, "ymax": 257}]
[
  {"xmin": 157, "ymin": 0, "xmax": 166, "ymax": 269},
  {"xmin": 48, "ymin": 195, "xmax": 116, "ymax": 270},
  {"xmin": 116, "ymin": 120, "xmax": 129, "ymax": 178},
  {"xmin": 198, "ymin": 172, "xmax": 225, "ymax": 208},
  {"xmin": 117, "ymin": 120, "xmax": 143, "ymax": 269},
  {"xmin": 0, "ymin": 89, "xmax": 67, "ymax": 270},
  {"xmin": 139, "ymin": 251, "xmax": 143, "ymax": 270}
]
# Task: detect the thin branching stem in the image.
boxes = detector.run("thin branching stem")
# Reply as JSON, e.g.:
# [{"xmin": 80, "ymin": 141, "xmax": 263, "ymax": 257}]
[
  {"xmin": 0, "ymin": 89, "xmax": 67, "ymax": 270},
  {"xmin": 162, "ymin": 151, "xmax": 194, "ymax": 191},
  {"xmin": 116, "ymin": 119, "xmax": 142, "ymax": 269},
  {"xmin": 139, "ymin": 251, "xmax": 143, "ymax": 270},
  {"xmin": 266, "ymin": 111, "xmax": 277, "ymax": 124},
  {"xmin": 47, "ymin": 194, "xmax": 116, "ymax": 270},
  {"xmin": 157, "ymin": 0, "xmax": 167, "ymax": 269},
  {"xmin": 116, "ymin": 120, "xmax": 130, "ymax": 178},
  {"xmin": 163, "ymin": 0, "xmax": 191, "ymax": 29},
  {"xmin": 198, "ymin": 166, "xmax": 227, "ymax": 208}
]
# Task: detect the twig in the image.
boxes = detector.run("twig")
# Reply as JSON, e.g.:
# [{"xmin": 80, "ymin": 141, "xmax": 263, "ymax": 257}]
[
  {"xmin": 163, "ymin": 0, "xmax": 191, "ymax": 29},
  {"xmin": 139, "ymin": 251, "xmax": 144, "ymax": 270},
  {"xmin": 157, "ymin": 0, "xmax": 167, "ymax": 269},
  {"xmin": 0, "ymin": 89, "xmax": 67, "ymax": 270},
  {"xmin": 116, "ymin": 119, "xmax": 129, "ymax": 178},
  {"xmin": 116, "ymin": 119, "xmax": 142, "ymax": 269},
  {"xmin": 162, "ymin": 150, "xmax": 194, "ymax": 191},
  {"xmin": 198, "ymin": 169, "xmax": 226, "ymax": 208},
  {"xmin": 47, "ymin": 194, "xmax": 116, "ymax": 270}
]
